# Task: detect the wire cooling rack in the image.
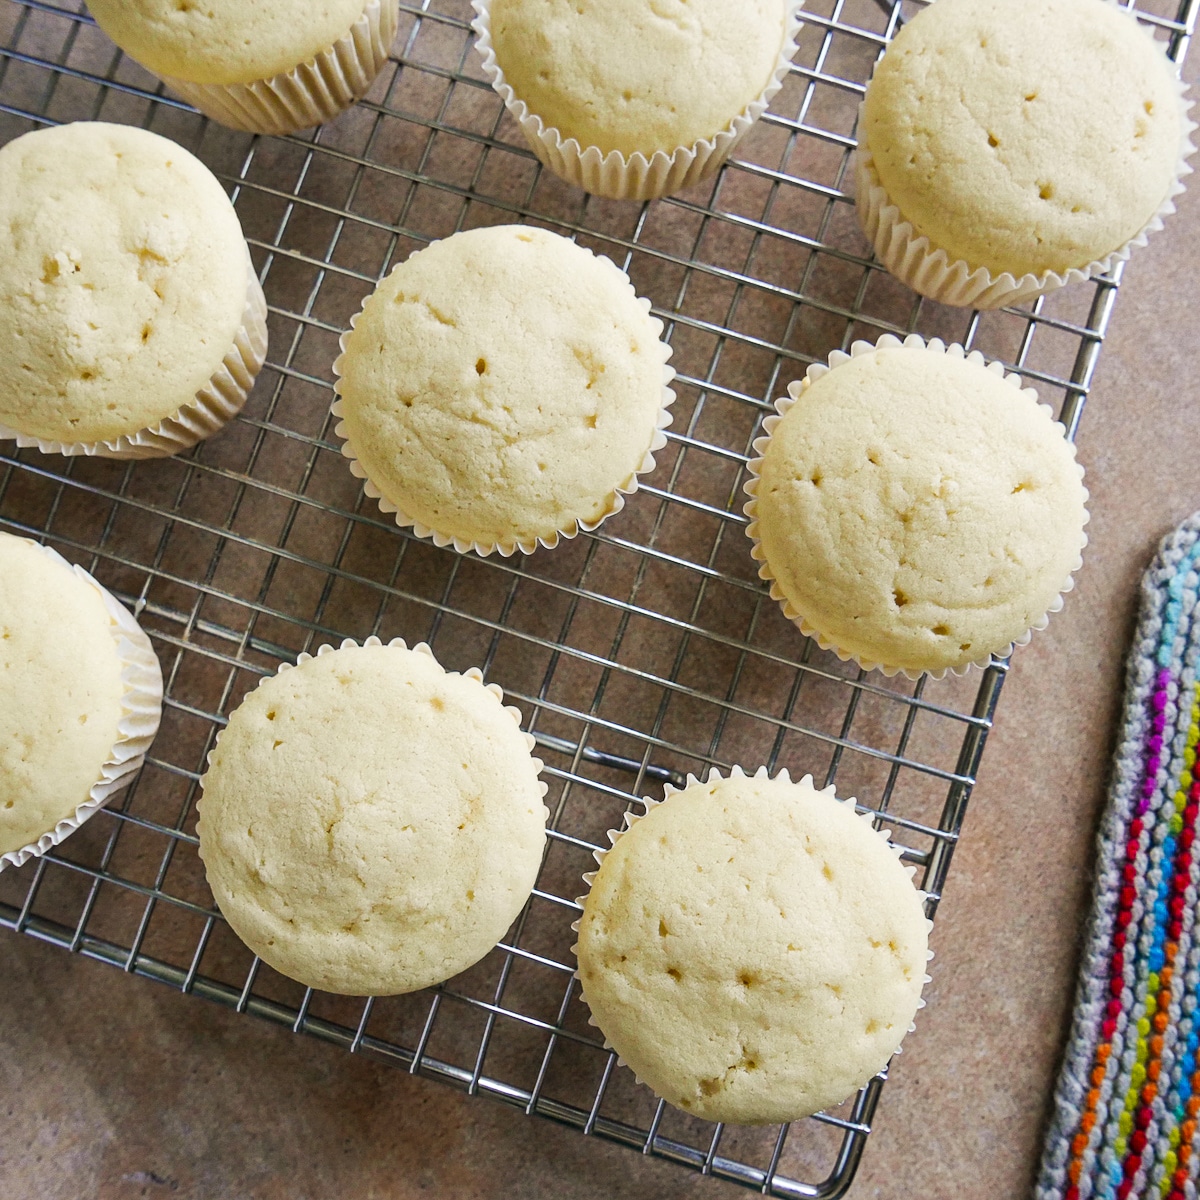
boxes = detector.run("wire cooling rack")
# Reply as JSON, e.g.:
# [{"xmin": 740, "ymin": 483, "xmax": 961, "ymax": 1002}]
[{"xmin": 1, "ymin": 1, "xmax": 1196, "ymax": 1195}]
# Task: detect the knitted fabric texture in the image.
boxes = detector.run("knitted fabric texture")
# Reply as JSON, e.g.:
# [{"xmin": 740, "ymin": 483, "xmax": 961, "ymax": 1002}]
[{"xmin": 1037, "ymin": 512, "xmax": 1200, "ymax": 1200}]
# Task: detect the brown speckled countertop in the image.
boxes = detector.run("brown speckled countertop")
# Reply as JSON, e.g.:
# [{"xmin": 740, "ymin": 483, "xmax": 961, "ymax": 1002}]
[{"xmin": 5, "ymin": 9, "xmax": 1200, "ymax": 1200}]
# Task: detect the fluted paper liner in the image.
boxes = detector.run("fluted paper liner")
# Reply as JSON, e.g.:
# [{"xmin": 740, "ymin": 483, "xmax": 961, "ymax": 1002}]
[
  {"xmin": 569, "ymin": 765, "xmax": 934, "ymax": 1106},
  {"xmin": 331, "ymin": 263, "xmax": 676, "ymax": 558},
  {"xmin": 1, "ymin": 542, "xmax": 164, "ymax": 873},
  {"xmin": 470, "ymin": 0, "xmax": 804, "ymax": 201},
  {"xmin": 161, "ymin": 0, "xmax": 399, "ymax": 137},
  {"xmin": 855, "ymin": 10, "xmax": 1196, "ymax": 309},
  {"xmin": 743, "ymin": 334, "xmax": 1089, "ymax": 679},
  {"xmin": 0, "ymin": 260, "xmax": 268, "ymax": 460}
]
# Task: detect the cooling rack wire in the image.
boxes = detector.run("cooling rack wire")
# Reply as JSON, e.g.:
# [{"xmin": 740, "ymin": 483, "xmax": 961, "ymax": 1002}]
[{"xmin": 0, "ymin": 1, "xmax": 1195, "ymax": 1195}]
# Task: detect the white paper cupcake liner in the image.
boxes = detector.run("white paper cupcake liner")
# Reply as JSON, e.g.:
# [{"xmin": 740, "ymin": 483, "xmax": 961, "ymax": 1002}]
[
  {"xmin": 569, "ymin": 765, "xmax": 934, "ymax": 1083},
  {"xmin": 330, "ymin": 269, "xmax": 675, "ymax": 558},
  {"xmin": 470, "ymin": 0, "xmax": 803, "ymax": 201},
  {"xmin": 160, "ymin": 0, "xmax": 399, "ymax": 137},
  {"xmin": 1, "ymin": 542, "xmax": 164, "ymax": 873},
  {"xmin": 855, "ymin": 12, "xmax": 1196, "ymax": 309},
  {"xmin": 743, "ymin": 334, "xmax": 1090, "ymax": 680},
  {"xmin": 0, "ymin": 262, "xmax": 268, "ymax": 461}
]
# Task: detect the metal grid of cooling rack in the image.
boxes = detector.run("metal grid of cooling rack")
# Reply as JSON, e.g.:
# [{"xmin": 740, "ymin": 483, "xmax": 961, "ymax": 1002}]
[{"xmin": 0, "ymin": 1, "xmax": 1195, "ymax": 1196}]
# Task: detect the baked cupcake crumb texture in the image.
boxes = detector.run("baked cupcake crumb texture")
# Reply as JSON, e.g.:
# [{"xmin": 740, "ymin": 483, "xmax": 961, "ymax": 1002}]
[
  {"xmin": 333, "ymin": 225, "xmax": 674, "ymax": 556},
  {"xmin": 472, "ymin": 0, "xmax": 802, "ymax": 199},
  {"xmin": 745, "ymin": 335, "xmax": 1089, "ymax": 677},
  {"xmin": 197, "ymin": 637, "xmax": 548, "ymax": 995},
  {"xmin": 573, "ymin": 766, "xmax": 932, "ymax": 1124},
  {"xmin": 88, "ymin": 0, "xmax": 398, "ymax": 136},
  {"xmin": 858, "ymin": 0, "xmax": 1195, "ymax": 306},
  {"xmin": 0, "ymin": 122, "xmax": 262, "ymax": 455},
  {"xmin": 1, "ymin": 533, "xmax": 162, "ymax": 870}
]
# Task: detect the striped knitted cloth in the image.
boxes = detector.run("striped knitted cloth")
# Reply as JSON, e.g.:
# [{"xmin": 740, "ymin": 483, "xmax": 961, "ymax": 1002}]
[{"xmin": 1037, "ymin": 513, "xmax": 1200, "ymax": 1200}]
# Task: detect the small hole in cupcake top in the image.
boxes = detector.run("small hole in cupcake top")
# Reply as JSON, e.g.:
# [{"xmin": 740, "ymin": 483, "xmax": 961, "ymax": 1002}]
[
  {"xmin": 1038, "ymin": 183, "xmax": 1055, "ymax": 201},
  {"xmin": 585, "ymin": 413, "xmax": 598, "ymax": 429},
  {"xmin": 475, "ymin": 358, "xmax": 487, "ymax": 375},
  {"xmin": 987, "ymin": 132, "xmax": 999, "ymax": 149},
  {"xmin": 737, "ymin": 970, "xmax": 757, "ymax": 988},
  {"xmin": 893, "ymin": 588, "xmax": 909, "ymax": 608},
  {"xmin": 266, "ymin": 710, "xmax": 276, "ymax": 721},
  {"xmin": 466, "ymin": 890, "xmax": 474, "ymax": 902},
  {"xmin": 667, "ymin": 967, "xmax": 682, "ymax": 982},
  {"xmin": 1145, "ymin": 99, "xmax": 1156, "ymax": 115},
  {"xmin": 810, "ymin": 470, "xmax": 822, "ymax": 487},
  {"xmin": 932, "ymin": 624, "xmax": 950, "ymax": 637},
  {"xmin": 1012, "ymin": 481, "xmax": 1031, "ymax": 493},
  {"xmin": 141, "ymin": 324, "xmax": 152, "ymax": 343},
  {"xmin": 1025, "ymin": 91, "xmax": 1038, "ymax": 102},
  {"xmin": 960, "ymin": 643, "xmax": 972, "ymax": 652},
  {"xmin": 622, "ymin": 90, "xmax": 633, "ymax": 102}
]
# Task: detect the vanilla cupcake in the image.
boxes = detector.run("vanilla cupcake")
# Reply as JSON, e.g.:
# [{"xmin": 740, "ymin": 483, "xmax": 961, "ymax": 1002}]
[
  {"xmin": 574, "ymin": 768, "xmax": 932, "ymax": 1124},
  {"xmin": 196, "ymin": 638, "xmax": 548, "ymax": 995},
  {"xmin": 332, "ymin": 225, "xmax": 674, "ymax": 556},
  {"xmin": 744, "ymin": 336, "xmax": 1089, "ymax": 677},
  {"xmin": 87, "ymin": 0, "xmax": 399, "ymax": 136},
  {"xmin": 1, "ymin": 532, "xmax": 163, "ymax": 871},
  {"xmin": 0, "ymin": 122, "xmax": 267, "ymax": 459},
  {"xmin": 858, "ymin": 0, "xmax": 1194, "ymax": 308},
  {"xmin": 472, "ymin": 0, "xmax": 802, "ymax": 200}
]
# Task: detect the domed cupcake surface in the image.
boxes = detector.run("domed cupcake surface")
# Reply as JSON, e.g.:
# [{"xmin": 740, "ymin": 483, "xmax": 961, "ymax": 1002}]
[
  {"xmin": 746, "ymin": 339, "xmax": 1088, "ymax": 676},
  {"xmin": 473, "ymin": 0, "xmax": 800, "ymax": 198},
  {"xmin": 488, "ymin": 0, "xmax": 791, "ymax": 157},
  {"xmin": 197, "ymin": 640, "xmax": 548, "ymax": 996},
  {"xmin": 333, "ymin": 225, "xmax": 673, "ymax": 555},
  {"xmin": 0, "ymin": 121, "xmax": 264, "ymax": 455},
  {"xmin": 859, "ymin": 0, "xmax": 1191, "ymax": 301},
  {"xmin": 1, "ymin": 532, "xmax": 162, "ymax": 866},
  {"xmin": 575, "ymin": 770, "xmax": 931, "ymax": 1124},
  {"xmin": 87, "ymin": 0, "xmax": 399, "ymax": 135}
]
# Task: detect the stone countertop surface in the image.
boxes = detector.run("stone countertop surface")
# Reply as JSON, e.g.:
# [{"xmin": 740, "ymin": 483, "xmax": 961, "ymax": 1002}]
[{"xmin": 5, "ymin": 16, "xmax": 1200, "ymax": 1200}]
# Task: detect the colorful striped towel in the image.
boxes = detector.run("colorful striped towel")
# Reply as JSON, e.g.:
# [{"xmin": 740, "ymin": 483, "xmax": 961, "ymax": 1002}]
[{"xmin": 1037, "ymin": 513, "xmax": 1200, "ymax": 1200}]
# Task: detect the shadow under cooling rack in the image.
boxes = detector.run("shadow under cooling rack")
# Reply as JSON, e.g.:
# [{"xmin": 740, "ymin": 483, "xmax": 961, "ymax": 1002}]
[{"xmin": 1, "ymin": 0, "xmax": 1196, "ymax": 1196}]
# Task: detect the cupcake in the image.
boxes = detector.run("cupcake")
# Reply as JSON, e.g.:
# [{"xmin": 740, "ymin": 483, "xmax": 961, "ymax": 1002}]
[
  {"xmin": 472, "ymin": 0, "xmax": 803, "ymax": 200},
  {"xmin": 332, "ymin": 225, "xmax": 674, "ymax": 557},
  {"xmin": 86, "ymin": 0, "xmax": 399, "ymax": 136},
  {"xmin": 857, "ymin": 0, "xmax": 1194, "ymax": 309},
  {"xmin": 1, "ymin": 532, "xmax": 163, "ymax": 871},
  {"xmin": 743, "ymin": 335, "xmax": 1089, "ymax": 678},
  {"xmin": 574, "ymin": 767, "xmax": 932, "ymax": 1124},
  {"xmin": 0, "ymin": 122, "xmax": 267, "ymax": 460},
  {"xmin": 196, "ymin": 638, "xmax": 548, "ymax": 996}
]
